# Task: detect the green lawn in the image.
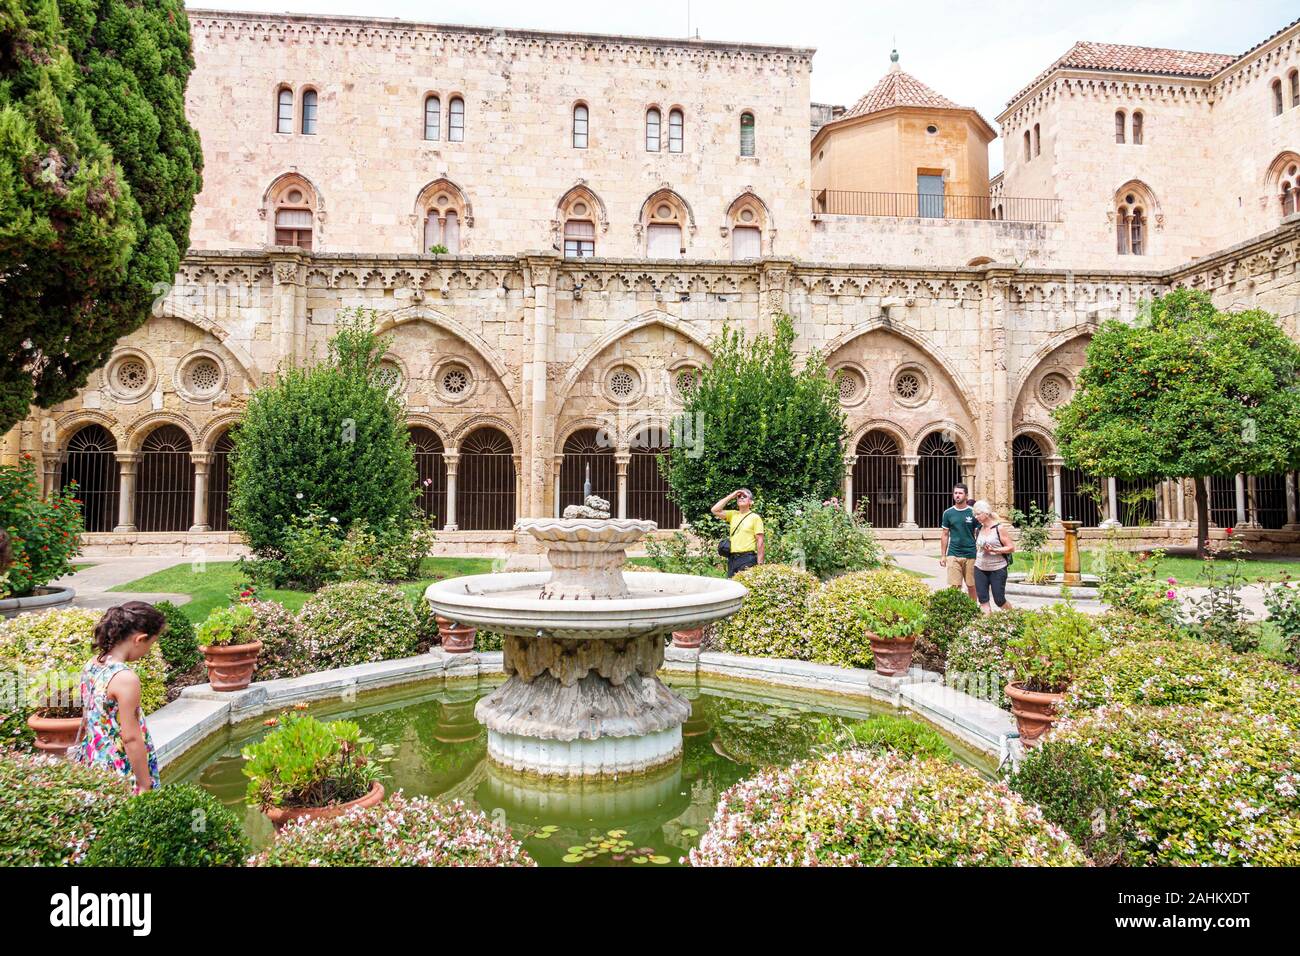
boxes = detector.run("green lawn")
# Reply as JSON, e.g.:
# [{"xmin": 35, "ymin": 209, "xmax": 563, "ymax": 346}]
[
  {"xmin": 1041, "ymin": 551, "xmax": 1300, "ymax": 585},
  {"xmin": 110, "ymin": 557, "xmax": 497, "ymax": 624}
]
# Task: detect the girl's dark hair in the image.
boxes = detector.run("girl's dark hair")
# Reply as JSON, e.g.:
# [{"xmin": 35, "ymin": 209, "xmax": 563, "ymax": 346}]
[
  {"xmin": 0, "ymin": 529, "xmax": 12, "ymax": 572},
  {"xmin": 93, "ymin": 601, "xmax": 168, "ymax": 655}
]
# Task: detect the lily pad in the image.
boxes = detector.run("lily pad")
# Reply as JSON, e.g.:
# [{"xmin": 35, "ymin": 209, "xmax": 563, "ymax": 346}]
[
  {"xmin": 649, "ymin": 855, "xmax": 670, "ymax": 865},
  {"xmin": 562, "ymin": 854, "xmax": 585, "ymax": 864},
  {"xmin": 632, "ymin": 856, "xmax": 648, "ymax": 864},
  {"xmin": 681, "ymin": 828, "xmax": 699, "ymax": 838}
]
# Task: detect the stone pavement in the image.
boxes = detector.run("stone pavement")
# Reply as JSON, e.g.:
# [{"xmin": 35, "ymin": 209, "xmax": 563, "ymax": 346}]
[{"xmin": 51, "ymin": 556, "xmax": 192, "ymax": 611}]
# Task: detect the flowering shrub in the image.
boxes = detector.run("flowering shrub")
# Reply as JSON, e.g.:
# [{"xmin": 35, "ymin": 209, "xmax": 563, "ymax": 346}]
[
  {"xmin": 804, "ymin": 569, "xmax": 930, "ymax": 668},
  {"xmin": 0, "ymin": 749, "xmax": 130, "ymax": 865},
  {"xmin": 711, "ymin": 564, "xmax": 818, "ymax": 660},
  {"xmin": 945, "ymin": 609, "xmax": 1026, "ymax": 709},
  {"xmin": 297, "ymin": 582, "xmax": 420, "ymax": 670},
  {"xmin": 1007, "ymin": 741, "xmax": 1128, "ymax": 865},
  {"xmin": 1263, "ymin": 582, "xmax": 1300, "ymax": 664},
  {"xmin": 0, "ymin": 455, "xmax": 84, "ymax": 598},
  {"xmin": 1094, "ymin": 539, "xmax": 1182, "ymax": 626},
  {"xmin": 1187, "ymin": 538, "xmax": 1257, "ymax": 653},
  {"xmin": 689, "ymin": 750, "xmax": 1083, "ymax": 866},
  {"xmin": 248, "ymin": 600, "xmax": 308, "ymax": 681},
  {"xmin": 0, "ymin": 608, "xmax": 166, "ymax": 747},
  {"xmin": 1044, "ymin": 705, "xmax": 1300, "ymax": 865},
  {"xmin": 642, "ymin": 529, "xmax": 723, "ymax": 576},
  {"xmin": 242, "ymin": 712, "xmax": 380, "ymax": 809},
  {"xmin": 763, "ymin": 496, "xmax": 884, "ymax": 580},
  {"xmin": 250, "ymin": 792, "xmax": 535, "ymax": 867},
  {"xmin": 85, "ymin": 783, "xmax": 250, "ymax": 867},
  {"xmin": 1061, "ymin": 639, "xmax": 1300, "ymax": 729},
  {"xmin": 1093, "ymin": 609, "xmax": 1186, "ymax": 645},
  {"xmin": 1006, "ymin": 603, "xmax": 1109, "ymax": 694}
]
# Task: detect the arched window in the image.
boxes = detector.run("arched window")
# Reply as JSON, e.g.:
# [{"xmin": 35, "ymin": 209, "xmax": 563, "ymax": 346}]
[
  {"xmin": 559, "ymin": 428, "xmax": 615, "ymax": 515},
  {"xmin": 668, "ymin": 108, "xmax": 684, "ymax": 153},
  {"xmin": 448, "ymin": 96, "xmax": 465, "ymax": 142},
  {"xmin": 1273, "ymin": 79, "xmax": 1285, "ymax": 116},
  {"xmin": 410, "ymin": 427, "xmax": 448, "ymax": 526},
  {"xmin": 276, "ymin": 87, "xmax": 294, "ymax": 134},
  {"xmin": 137, "ymin": 425, "xmax": 194, "ymax": 533},
  {"xmin": 628, "ymin": 428, "xmax": 681, "ymax": 528},
  {"xmin": 61, "ymin": 425, "xmax": 119, "ymax": 533},
  {"xmin": 645, "ymin": 108, "xmax": 661, "ymax": 152},
  {"xmin": 1060, "ymin": 467, "xmax": 1103, "ymax": 527},
  {"xmin": 726, "ymin": 193, "xmax": 767, "ymax": 259},
  {"xmin": 419, "ymin": 180, "xmax": 467, "ymax": 254},
  {"xmin": 916, "ymin": 432, "xmax": 961, "ymax": 529},
  {"xmin": 1114, "ymin": 110, "xmax": 1126, "ymax": 143},
  {"xmin": 301, "ymin": 89, "xmax": 318, "ymax": 135},
  {"xmin": 852, "ymin": 430, "xmax": 902, "ymax": 528},
  {"xmin": 457, "ymin": 428, "xmax": 515, "ymax": 530},
  {"xmin": 572, "ymin": 104, "xmax": 588, "ymax": 149},
  {"xmin": 1273, "ymin": 156, "xmax": 1300, "ymax": 218},
  {"xmin": 268, "ymin": 176, "xmax": 318, "ymax": 250},
  {"xmin": 424, "ymin": 95, "xmax": 441, "ymax": 141},
  {"xmin": 1292, "ymin": 70, "xmax": 1300, "ymax": 108},
  {"xmin": 643, "ymin": 190, "xmax": 689, "ymax": 259},
  {"xmin": 558, "ymin": 188, "xmax": 600, "ymax": 258},
  {"xmin": 740, "ymin": 112, "xmax": 755, "ymax": 157},
  {"xmin": 208, "ymin": 430, "xmax": 235, "ymax": 532},
  {"xmin": 1115, "ymin": 186, "xmax": 1151, "ymax": 255},
  {"xmin": 1131, "ymin": 110, "xmax": 1143, "ymax": 145},
  {"xmin": 1023, "ymin": 129, "xmax": 1031, "ymax": 160},
  {"xmin": 1033, "ymin": 123, "xmax": 1041, "ymax": 157},
  {"xmin": 1012, "ymin": 435, "xmax": 1049, "ymax": 517}
]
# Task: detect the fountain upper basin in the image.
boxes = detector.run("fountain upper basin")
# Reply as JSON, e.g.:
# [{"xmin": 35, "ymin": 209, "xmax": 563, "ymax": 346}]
[{"xmin": 424, "ymin": 571, "xmax": 746, "ymax": 640}]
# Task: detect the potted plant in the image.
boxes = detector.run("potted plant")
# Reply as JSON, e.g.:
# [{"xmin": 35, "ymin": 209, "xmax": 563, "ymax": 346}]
[
  {"xmin": 242, "ymin": 712, "xmax": 384, "ymax": 829},
  {"xmin": 196, "ymin": 605, "xmax": 262, "ymax": 692},
  {"xmin": 1004, "ymin": 604, "xmax": 1106, "ymax": 745},
  {"xmin": 25, "ymin": 672, "xmax": 83, "ymax": 754},
  {"xmin": 856, "ymin": 595, "xmax": 927, "ymax": 676}
]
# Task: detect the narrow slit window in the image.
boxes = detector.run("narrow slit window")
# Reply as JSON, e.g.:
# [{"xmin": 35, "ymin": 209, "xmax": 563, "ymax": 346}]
[
  {"xmin": 301, "ymin": 90, "xmax": 317, "ymax": 135},
  {"xmin": 449, "ymin": 97, "xmax": 464, "ymax": 142},
  {"xmin": 668, "ymin": 109, "xmax": 683, "ymax": 153},
  {"xmin": 277, "ymin": 88, "xmax": 293, "ymax": 134},
  {"xmin": 424, "ymin": 95, "xmax": 441, "ymax": 141},
  {"xmin": 646, "ymin": 109, "xmax": 661, "ymax": 151},
  {"xmin": 740, "ymin": 112, "xmax": 755, "ymax": 157},
  {"xmin": 573, "ymin": 104, "xmax": 588, "ymax": 148}
]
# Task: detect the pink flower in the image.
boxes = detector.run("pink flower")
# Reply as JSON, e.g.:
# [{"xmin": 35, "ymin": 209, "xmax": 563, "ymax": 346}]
[
  {"xmin": 1167, "ymin": 577, "xmax": 1177, "ymax": 585},
  {"xmin": 1226, "ymin": 527, "xmax": 1234, "ymax": 536},
  {"xmin": 1166, "ymin": 590, "xmax": 1177, "ymax": 600}
]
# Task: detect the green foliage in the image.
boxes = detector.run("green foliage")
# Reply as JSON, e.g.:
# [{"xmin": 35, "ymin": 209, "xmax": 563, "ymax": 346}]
[
  {"xmin": 1009, "ymin": 501, "xmax": 1057, "ymax": 584},
  {"xmin": 0, "ymin": 749, "xmax": 130, "ymax": 865},
  {"xmin": 1093, "ymin": 609, "xmax": 1187, "ymax": 644},
  {"xmin": 1048, "ymin": 705, "xmax": 1300, "ymax": 865},
  {"xmin": 245, "ymin": 599, "xmax": 306, "ymax": 681},
  {"xmin": 803, "ymin": 569, "xmax": 930, "ymax": 668},
  {"xmin": 1093, "ymin": 538, "xmax": 1182, "ymax": 623},
  {"xmin": 0, "ymin": 607, "xmax": 165, "ymax": 747},
  {"xmin": 1008, "ymin": 742, "xmax": 1128, "ymax": 865},
  {"xmin": 296, "ymin": 581, "xmax": 420, "ymax": 669},
  {"xmin": 664, "ymin": 314, "xmax": 847, "ymax": 523},
  {"xmin": 856, "ymin": 595, "xmax": 926, "ymax": 640},
  {"xmin": 763, "ymin": 496, "xmax": 884, "ymax": 580},
  {"xmin": 0, "ymin": 0, "xmax": 202, "ymax": 433},
  {"xmin": 690, "ymin": 750, "xmax": 1083, "ymax": 866},
  {"xmin": 250, "ymin": 792, "xmax": 534, "ymax": 867},
  {"xmin": 0, "ymin": 455, "xmax": 83, "ymax": 597},
  {"xmin": 711, "ymin": 563, "xmax": 818, "ymax": 660},
  {"xmin": 836, "ymin": 715, "xmax": 954, "ymax": 760},
  {"xmin": 1054, "ymin": 290, "xmax": 1300, "ymax": 552},
  {"xmin": 85, "ymin": 783, "xmax": 249, "ymax": 866},
  {"xmin": 153, "ymin": 600, "xmax": 198, "ymax": 675},
  {"xmin": 923, "ymin": 587, "xmax": 981, "ymax": 655},
  {"xmin": 1186, "ymin": 537, "xmax": 1256, "ymax": 653},
  {"xmin": 1062, "ymin": 639, "xmax": 1300, "ymax": 729},
  {"xmin": 195, "ymin": 603, "xmax": 254, "ymax": 648},
  {"xmin": 945, "ymin": 608, "xmax": 1026, "ymax": 708},
  {"xmin": 242, "ymin": 711, "xmax": 379, "ymax": 810},
  {"xmin": 642, "ymin": 529, "xmax": 723, "ymax": 576},
  {"xmin": 229, "ymin": 309, "xmax": 419, "ymax": 556},
  {"xmin": 1263, "ymin": 582, "xmax": 1300, "ymax": 664},
  {"xmin": 1006, "ymin": 603, "xmax": 1109, "ymax": 693}
]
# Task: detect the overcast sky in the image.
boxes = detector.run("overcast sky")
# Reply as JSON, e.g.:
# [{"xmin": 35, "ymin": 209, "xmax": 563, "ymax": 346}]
[{"xmin": 187, "ymin": 0, "xmax": 1298, "ymax": 172}]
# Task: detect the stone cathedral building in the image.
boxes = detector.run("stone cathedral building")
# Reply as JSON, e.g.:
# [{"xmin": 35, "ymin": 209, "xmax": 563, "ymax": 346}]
[{"xmin": 6, "ymin": 9, "xmax": 1300, "ymax": 556}]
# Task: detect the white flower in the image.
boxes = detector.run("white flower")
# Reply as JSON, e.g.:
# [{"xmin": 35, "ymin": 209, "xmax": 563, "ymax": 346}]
[{"xmin": 296, "ymin": 492, "xmax": 304, "ymax": 500}]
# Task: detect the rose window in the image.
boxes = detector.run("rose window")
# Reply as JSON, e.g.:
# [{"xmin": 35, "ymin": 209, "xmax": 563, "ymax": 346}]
[{"xmin": 116, "ymin": 361, "xmax": 149, "ymax": 393}]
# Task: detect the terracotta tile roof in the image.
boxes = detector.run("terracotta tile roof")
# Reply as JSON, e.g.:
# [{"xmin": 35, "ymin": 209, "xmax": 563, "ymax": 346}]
[
  {"xmin": 842, "ymin": 67, "xmax": 964, "ymax": 119},
  {"xmin": 1008, "ymin": 40, "xmax": 1236, "ymax": 106}
]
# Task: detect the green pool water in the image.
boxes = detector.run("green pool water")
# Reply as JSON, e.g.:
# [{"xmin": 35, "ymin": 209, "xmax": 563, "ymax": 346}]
[{"xmin": 173, "ymin": 674, "xmax": 995, "ymax": 867}]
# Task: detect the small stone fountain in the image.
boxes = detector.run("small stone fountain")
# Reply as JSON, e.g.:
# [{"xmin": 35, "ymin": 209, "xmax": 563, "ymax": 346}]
[{"xmin": 425, "ymin": 493, "xmax": 746, "ymax": 777}]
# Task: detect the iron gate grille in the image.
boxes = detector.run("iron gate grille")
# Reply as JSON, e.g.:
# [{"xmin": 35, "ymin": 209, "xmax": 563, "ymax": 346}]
[
  {"xmin": 558, "ymin": 428, "xmax": 616, "ymax": 514},
  {"xmin": 916, "ymin": 433, "xmax": 960, "ymax": 528},
  {"xmin": 208, "ymin": 431, "xmax": 234, "ymax": 532},
  {"xmin": 457, "ymin": 428, "xmax": 516, "ymax": 530},
  {"xmin": 852, "ymin": 430, "xmax": 902, "ymax": 527},
  {"xmin": 410, "ymin": 427, "xmax": 448, "ymax": 526},
  {"xmin": 628, "ymin": 431, "xmax": 682, "ymax": 528},
  {"xmin": 137, "ymin": 425, "xmax": 194, "ymax": 532},
  {"xmin": 1059, "ymin": 467, "xmax": 1103, "ymax": 527},
  {"xmin": 1012, "ymin": 436, "xmax": 1049, "ymax": 517},
  {"xmin": 1209, "ymin": 475, "xmax": 1237, "ymax": 527},
  {"xmin": 1117, "ymin": 478, "xmax": 1159, "ymax": 527},
  {"xmin": 1252, "ymin": 473, "xmax": 1288, "ymax": 530},
  {"xmin": 61, "ymin": 425, "xmax": 119, "ymax": 532}
]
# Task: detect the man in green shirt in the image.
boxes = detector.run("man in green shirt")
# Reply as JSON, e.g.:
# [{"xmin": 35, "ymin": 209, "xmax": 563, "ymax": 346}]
[{"xmin": 939, "ymin": 483, "xmax": 978, "ymax": 600}]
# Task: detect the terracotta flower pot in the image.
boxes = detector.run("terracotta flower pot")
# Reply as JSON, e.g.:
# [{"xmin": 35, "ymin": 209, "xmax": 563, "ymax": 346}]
[
  {"xmin": 436, "ymin": 616, "xmax": 475, "ymax": 654},
  {"xmin": 868, "ymin": 634, "xmax": 916, "ymax": 677},
  {"xmin": 1005, "ymin": 681, "xmax": 1065, "ymax": 747},
  {"xmin": 264, "ymin": 781, "xmax": 386, "ymax": 830},
  {"xmin": 27, "ymin": 710, "xmax": 83, "ymax": 755},
  {"xmin": 671, "ymin": 627, "xmax": 704, "ymax": 649},
  {"xmin": 201, "ymin": 640, "xmax": 263, "ymax": 692}
]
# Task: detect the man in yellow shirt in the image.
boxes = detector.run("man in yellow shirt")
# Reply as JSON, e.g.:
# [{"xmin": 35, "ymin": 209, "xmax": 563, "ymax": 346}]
[{"xmin": 711, "ymin": 488, "xmax": 765, "ymax": 578}]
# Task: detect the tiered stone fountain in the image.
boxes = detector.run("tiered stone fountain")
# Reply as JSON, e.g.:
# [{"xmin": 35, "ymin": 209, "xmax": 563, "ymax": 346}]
[{"xmin": 425, "ymin": 494, "xmax": 746, "ymax": 777}]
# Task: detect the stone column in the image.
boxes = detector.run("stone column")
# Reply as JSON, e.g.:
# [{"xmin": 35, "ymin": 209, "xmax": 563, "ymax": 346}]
[
  {"xmin": 443, "ymin": 450, "xmax": 459, "ymax": 531},
  {"xmin": 522, "ymin": 256, "xmax": 557, "ymax": 519},
  {"xmin": 1176, "ymin": 478, "xmax": 1188, "ymax": 525},
  {"xmin": 1099, "ymin": 477, "xmax": 1120, "ymax": 528},
  {"xmin": 960, "ymin": 456, "xmax": 977, "ymax": 498},
  {"xmin": 1284, "ymin": 472, "xmax": 1300, "ymax": 531},
  {"xmin": 271, "ymin": 258, "xmax": 303, "ymax": 367},
  {"xmin": 1243, "ymin": 474, "xmax": 1262, "ymax": 529},
  {"xmin": 980, "ymin": 271, "xmax": 1014, "ymax": 514},
  {"xmin": 552, "ymin": 455, "xmax": 563, "ymax": 517},
  {"xmin": 513, "ymin": 454, "xmax": 524, "ymax": 522},
  {"xmin": 900, "ymin": 456, "xmax": 919, "ymax": 529},
  {"xmin": 1046, "ymin": 456, "xmax": 1064, "ymax": 521},
  {"xmin": 615, "ymin": 451, "xmax": 631, "ymax": 519},
  {"xmin": 114, "ymin": 452, "xmax": 139, "ymax": 533},
  {"xmin": 40, "ymin": 451, "xmax": 61, "ymax": 499},
  {"xmin": 190, "ymin": 452, "xmax": 212, "ymax": 532},
  {"xmin": 843, "ymin": 455, "xmax": 856, "ymax": 514},
  {"xmin": 1234, "ymin": 473, "xmax": 1248, "ymax": 528}
]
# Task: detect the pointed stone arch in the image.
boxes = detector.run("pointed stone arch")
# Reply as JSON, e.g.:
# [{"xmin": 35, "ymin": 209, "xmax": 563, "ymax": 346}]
[
  {"xmin": 1012, "ymin": 326, "xmax": 1093, "ymax": 408},
  {"xmin": 153, "ymin": 302, "xmax": 264, "ymax": 385},
  {"xmin": 373, "ymin": 303, "xmax": 513, "ymax": 391},
  {"xmin": 638, "ymin": 187, "xmax": 696, "ymax": 237},
  {"xmin": 557, "ymin": 310, "xmax": 713, "ymax": 406}
]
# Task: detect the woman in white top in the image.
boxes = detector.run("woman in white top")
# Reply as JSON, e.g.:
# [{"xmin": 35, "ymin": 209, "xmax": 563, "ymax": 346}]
[{"xmin": 971, "ymin": 499, "xmax": 1015, "ymax": 613}]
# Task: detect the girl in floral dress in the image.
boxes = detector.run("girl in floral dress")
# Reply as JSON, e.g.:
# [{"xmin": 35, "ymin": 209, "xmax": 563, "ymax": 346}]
[{"xmin": 75, "ymin": 602, "xmax": 167, "ymax": 793}]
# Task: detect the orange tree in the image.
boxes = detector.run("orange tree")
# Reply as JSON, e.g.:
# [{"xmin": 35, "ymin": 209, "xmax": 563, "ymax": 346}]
[{"xmin": 1053, "ymin": 289, "xmax": 1300, "ymax": 556}]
